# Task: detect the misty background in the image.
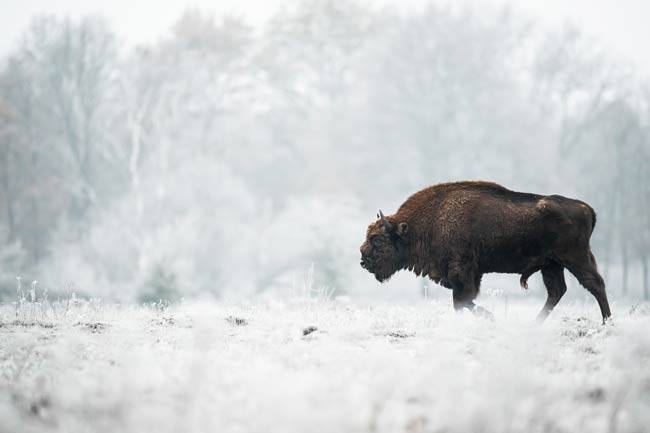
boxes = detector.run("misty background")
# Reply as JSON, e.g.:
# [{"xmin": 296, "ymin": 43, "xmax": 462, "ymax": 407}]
[{"xmin": 0, "ymin": 0, "xmax": 648, "ymax": 302}]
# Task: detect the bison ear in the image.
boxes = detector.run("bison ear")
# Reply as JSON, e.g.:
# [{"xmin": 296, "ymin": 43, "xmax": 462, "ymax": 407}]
[{"xmin": 397, "ymin": 222, "xmax": 408, "ymax": 237}]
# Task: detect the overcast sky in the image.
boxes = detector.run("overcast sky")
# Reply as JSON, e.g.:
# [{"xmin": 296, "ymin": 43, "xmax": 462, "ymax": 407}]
[{"xmin": 2, "ymin": 0, "xmax": 649, "ymax": 75}]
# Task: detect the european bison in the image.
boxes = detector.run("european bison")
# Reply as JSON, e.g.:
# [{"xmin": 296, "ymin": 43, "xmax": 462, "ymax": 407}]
[{"xmin": 359, "ymin": 181, "xmax": 611, "ymax": 322}]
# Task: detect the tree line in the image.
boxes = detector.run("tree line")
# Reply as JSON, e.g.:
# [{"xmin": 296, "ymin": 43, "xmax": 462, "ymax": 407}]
[{"xmin": 0, "ymin": 1, "xmax": 648, "ymax": 300}]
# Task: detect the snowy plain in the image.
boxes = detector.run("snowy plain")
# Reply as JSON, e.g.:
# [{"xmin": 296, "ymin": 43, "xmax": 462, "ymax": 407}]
[{"xmin": 1, "ymin": 296, "xmax": 649, "ymax": 433}]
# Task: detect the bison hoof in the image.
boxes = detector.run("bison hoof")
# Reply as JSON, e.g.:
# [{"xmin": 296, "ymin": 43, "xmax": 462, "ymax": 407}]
[{"xmin": 472, "ymin": 306, "xmax": 495, "ymax": 321}]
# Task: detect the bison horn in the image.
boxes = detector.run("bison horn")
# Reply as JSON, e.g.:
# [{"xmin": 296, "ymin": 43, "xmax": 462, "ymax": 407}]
[{"xmin": 379, "ymin": 210, "xmax": 393, "ymax": 231}]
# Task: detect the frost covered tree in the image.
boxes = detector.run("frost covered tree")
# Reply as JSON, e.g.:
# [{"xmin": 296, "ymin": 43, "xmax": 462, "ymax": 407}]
[
  {"xmin": 0, "ymin": 2, "xmax": 649, "ymax": 301},
  {"xmin": 20, "ymin": 16, "xmax": 119, "ymax": 217}
]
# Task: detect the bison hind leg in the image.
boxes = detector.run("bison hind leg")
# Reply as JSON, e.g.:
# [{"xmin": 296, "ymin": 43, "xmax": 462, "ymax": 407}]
[{"xmin": 563, "ymin": 251, "xmax": 611, "ymax": 323}]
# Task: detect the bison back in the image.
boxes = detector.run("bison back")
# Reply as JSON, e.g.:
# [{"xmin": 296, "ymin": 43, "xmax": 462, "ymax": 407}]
[{"xmin": 434, "ymin": 189, "xmax": 595, "ymax": 273}]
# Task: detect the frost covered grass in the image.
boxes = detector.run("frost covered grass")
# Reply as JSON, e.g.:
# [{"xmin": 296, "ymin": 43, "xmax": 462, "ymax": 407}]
[{"xmin": 1, "ymin": 297, "xmax": 649, "ymax": 433}]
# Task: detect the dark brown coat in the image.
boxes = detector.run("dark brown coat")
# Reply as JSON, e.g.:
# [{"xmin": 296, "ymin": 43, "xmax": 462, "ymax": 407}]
[{"xmin": 360, "ymin": 181, "xmax": 611, "ymax": 322}]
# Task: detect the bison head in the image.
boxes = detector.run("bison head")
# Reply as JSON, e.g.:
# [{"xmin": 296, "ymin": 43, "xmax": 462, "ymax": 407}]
[{"xmin": 360, "ymin": 210, "xmax": 409, "ymax": 282}]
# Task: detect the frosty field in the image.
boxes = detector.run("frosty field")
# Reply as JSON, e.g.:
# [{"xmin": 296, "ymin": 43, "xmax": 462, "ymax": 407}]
[{"xmin": 1, "ymin": 298, "xmax": 649, "ymax": 433}]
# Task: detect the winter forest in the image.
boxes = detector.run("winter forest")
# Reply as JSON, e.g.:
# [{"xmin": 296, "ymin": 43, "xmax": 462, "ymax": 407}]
[{"xmin": 1, "ymin": 0, "xmax": 649, "ymax": 302}]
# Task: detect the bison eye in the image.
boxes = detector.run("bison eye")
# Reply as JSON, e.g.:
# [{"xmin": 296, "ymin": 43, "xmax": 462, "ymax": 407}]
[{"xmin": 371, "ymin": 236, "xmax": 382, "ymax": 247}]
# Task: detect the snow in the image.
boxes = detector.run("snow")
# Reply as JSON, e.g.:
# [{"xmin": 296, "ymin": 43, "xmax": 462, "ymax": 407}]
[{"xmin": 1, "ymin": 298, "xmax": 649, "ymax": 433}]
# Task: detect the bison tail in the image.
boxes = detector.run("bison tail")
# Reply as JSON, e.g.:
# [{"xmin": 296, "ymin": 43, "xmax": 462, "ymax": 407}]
[{"xmin": 582, "ymin": 202, "xmax": 597, "ymax": 234}]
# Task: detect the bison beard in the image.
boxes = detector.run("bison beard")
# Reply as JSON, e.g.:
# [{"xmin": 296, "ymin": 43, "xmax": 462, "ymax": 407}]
[{"xmin": 359, "ymin": 181, "xmax": 612, "ymax": 323}]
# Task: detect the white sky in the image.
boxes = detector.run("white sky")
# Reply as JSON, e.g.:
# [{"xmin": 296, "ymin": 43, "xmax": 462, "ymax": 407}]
[{"xmin": 1, "ymin": 0, "xmax": 649, "ymax": 75}]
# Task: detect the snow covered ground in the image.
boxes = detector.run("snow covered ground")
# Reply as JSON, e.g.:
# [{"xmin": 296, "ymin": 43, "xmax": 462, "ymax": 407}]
[{"xmin": 1, "ymin": 297, "xmax": 649, "ymax": 433}]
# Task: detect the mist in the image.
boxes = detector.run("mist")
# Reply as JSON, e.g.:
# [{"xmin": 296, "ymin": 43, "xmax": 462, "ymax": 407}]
[{"xmin": 0, "ymin": 0, "xmax": 649, "ymax": 302}]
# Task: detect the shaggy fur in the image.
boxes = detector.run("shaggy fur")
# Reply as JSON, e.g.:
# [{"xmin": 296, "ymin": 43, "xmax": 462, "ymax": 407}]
[{"xmin": 360, "ymin": 181, "xmax": 611, "ymax": 322}]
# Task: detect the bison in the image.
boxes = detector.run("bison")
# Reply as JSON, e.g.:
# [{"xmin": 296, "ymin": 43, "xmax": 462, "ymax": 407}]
[{"xmin": 359, "ymin": 181, "xmax": 611, "ymax": 322}]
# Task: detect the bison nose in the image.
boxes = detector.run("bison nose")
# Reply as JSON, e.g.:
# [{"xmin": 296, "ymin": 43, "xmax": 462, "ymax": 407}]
[{"xmin": 360, "ymin": 252, "xmax": 372, "ymax": 269}]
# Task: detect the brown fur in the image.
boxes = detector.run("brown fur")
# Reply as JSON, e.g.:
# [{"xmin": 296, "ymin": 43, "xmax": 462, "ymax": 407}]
[{"xmin": 360, "ymin": 181, "xmax": 611, "ymax": 322}]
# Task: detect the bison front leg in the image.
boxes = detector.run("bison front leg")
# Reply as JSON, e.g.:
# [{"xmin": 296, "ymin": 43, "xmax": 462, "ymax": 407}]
[
  {"xmin": 452, "ymin": 286, "xmax": 477, "ymax": 310},
  {"xmin": 452, "ymin": 288, "xmax": 494, "ymax": 320},
  {"xmin": 449, "ymin": 265, "xmax": 493, "ymax": 320}
]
